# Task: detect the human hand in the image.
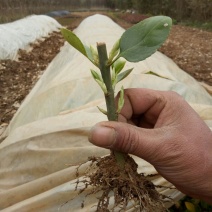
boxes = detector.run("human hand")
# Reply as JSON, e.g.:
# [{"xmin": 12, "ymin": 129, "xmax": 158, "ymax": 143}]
[{"xmin": 89, "ymin": 88, "xmax": 212, "ymax": 203}]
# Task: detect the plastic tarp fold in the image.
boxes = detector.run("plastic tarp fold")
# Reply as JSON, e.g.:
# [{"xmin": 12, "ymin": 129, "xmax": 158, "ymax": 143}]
[
  {"xmin": 0, "ymin": 14, "xmax": 211, "ymax": 211},
  {"xmin": 0, "ymin": 15, "xmax": 61, "ymax": 60}
]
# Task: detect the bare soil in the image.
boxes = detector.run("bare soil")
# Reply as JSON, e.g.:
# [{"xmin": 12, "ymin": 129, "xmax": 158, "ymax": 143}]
[{"xmin": 0, "ymin": 11, "xmax": 211, "ymax": 128}]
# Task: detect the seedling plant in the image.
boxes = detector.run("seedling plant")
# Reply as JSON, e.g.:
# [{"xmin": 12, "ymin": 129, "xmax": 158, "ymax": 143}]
[{"xmin": 61, "ymin": 16, "xmax": 172, "ymax": 211}]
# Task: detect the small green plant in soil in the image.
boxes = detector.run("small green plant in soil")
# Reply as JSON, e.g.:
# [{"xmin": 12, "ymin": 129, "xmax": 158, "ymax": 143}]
[{"xmin": 61, "ymin": 16, "xmax": 172, "ymax": 211}]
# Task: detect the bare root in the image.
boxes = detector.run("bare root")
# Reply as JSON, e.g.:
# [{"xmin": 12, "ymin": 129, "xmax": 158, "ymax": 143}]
[{"xmin": 75, "ymin": 154, "xmax": 169, "ymax": 211}]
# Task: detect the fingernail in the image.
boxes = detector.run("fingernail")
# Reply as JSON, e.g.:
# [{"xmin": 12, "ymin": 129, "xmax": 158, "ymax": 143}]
[{"xmin": 89, "ymin": 125, "xmax": 116, "ymax": 147}]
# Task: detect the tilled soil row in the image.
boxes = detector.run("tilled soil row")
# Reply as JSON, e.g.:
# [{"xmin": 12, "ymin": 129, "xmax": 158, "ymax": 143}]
[{"xmin": 0, "ymin": 12, "xmax": 211, "ymax": 127}]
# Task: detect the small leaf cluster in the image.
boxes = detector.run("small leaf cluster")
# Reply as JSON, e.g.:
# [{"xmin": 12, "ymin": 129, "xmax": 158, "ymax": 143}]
[
  {"xmin": 111, "ymin": 58, "xmax": 133, "ymax": 90},
  {"xmin": 61, "ymin": 16, "xmax": 172, "ymax": 115},
  {"xmin": 61, "ymin": 28, "xmax": 99, "ymax": 67},
  {"xmin": 90, "ymin": 56, "xmax": 131, "ymax": 114}
]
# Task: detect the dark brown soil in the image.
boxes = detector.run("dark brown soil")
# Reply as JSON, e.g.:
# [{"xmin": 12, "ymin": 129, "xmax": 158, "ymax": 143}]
[
  {"xmin": 160, "ymin": 25, "xmax": 212, "ymax": 85},
  {"xmin": 0, "ymin": 11, "xmax": 211, "ymax": 128},
  {"xmin": 0, "ymin": 32, "xmax": 64, "ymax": 127}
]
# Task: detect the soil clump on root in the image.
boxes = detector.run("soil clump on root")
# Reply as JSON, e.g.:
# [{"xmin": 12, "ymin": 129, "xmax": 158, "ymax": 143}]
[{"xmin": 76, "ymin": 154, "xmax": 167, "ymax": 211}]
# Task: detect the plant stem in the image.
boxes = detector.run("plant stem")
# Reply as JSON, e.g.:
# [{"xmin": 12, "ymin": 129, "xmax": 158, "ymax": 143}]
[{"xmin": 97, "ymin": 42, "xmax": 126, "ymax": 169}]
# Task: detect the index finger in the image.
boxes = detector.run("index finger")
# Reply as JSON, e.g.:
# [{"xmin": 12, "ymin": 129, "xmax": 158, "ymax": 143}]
[{"xmin": 116, "ymin": 88, "xmax": 171, "ymax": 127}]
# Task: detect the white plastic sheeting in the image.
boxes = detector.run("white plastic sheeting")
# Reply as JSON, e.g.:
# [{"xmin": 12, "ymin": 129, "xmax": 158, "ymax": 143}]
[
  {"xmin": 0, "ymin": 14, "xmax": 212, "ymax": 211},
  {"xmin": 0, "ymin": 15, "xmax": 61, "ymax": 60}
]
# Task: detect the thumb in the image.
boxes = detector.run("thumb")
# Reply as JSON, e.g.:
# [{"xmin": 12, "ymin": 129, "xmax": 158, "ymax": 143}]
[{"xmin": 89, "ymin": 121, "xmax": 168, "ymax": 162}]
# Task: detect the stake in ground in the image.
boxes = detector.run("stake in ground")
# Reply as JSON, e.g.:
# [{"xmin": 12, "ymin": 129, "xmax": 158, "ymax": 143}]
[{"xmin": 61, "ymin": 16, "xmax": 172, "ymax": 211}]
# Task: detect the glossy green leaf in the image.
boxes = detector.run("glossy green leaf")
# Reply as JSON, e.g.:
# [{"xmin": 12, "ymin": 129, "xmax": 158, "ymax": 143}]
[
  {"xmin": 119, "ymin": 16, "xmax": 172, "ymax": 62},
  {"xmin": 61, "ymin": 28, "xmax": 87, "ymax": 57}
]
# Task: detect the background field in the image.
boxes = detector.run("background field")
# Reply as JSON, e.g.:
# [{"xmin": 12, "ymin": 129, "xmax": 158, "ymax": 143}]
[
  {"xmin": 0, "ymin": 0, "xmax": 211, "ymax": 28},
  {"xmin": 0, "ymin": 1, "xmax": 212, "ymax": 211}
]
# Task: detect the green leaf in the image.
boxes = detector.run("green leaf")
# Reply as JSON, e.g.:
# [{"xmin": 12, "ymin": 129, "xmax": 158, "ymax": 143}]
[
  {"xmin": 108, "ymin": 39, "xmax": 120, "ymax": 63},
  {"xmin": 61, "ymin": 28, "xmax": 87, "ymax": 57},
  {"xmin": 111, "ymin": 68, "xmax": 116, "ymax": 88},
  {"xmin": 97, "ymin": 106, "xmax": 107, "ymax": 115},
  {"xmin": 146, "ymin": 71, "xmax": 172, "ymax": 80},
  {"xmin": 113, "ymin": 58, "xmax": 126, "ymax": 74},
  {"xmin": 91, "ymin": 69, "xmax": 107, "ymax": 93},
  {"xmin": 117, "ymin": 68, "xmax": 133, "ymax": 83},
  {"xmin": 117, "ymin": 86, "xmax": 124, "ymax": 113},
  {"xmin": 84, "ymin": 45, "xmax": 93, "ymax": 61},
  {"xmin": 95, "ymin": 79, "xmax": 107, "ymax": 94},
  {"xmin": 90, "ymin": 69, "xmax": 102, "ymax": 81},
  {"xmin": 119, "ymin": 16, "xmax": 172, "ymax": 62},
  {"xmin": 61, "ymin": 28, "xmax": 99, "ymax": 66},
  {"xmin": 90, "ymin": 45, "xmax": 99, "ymax": 66},
  {"xmin": 185, "ymin": 202, "xmax": 196, "ymax": 212}
]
